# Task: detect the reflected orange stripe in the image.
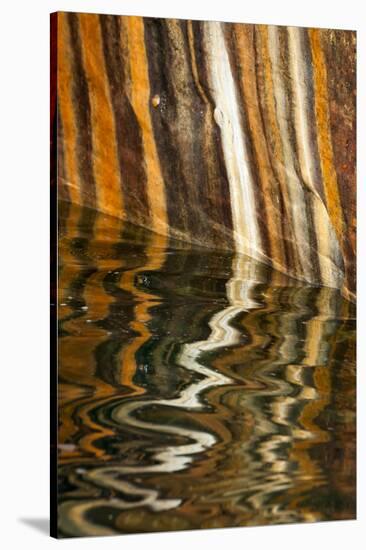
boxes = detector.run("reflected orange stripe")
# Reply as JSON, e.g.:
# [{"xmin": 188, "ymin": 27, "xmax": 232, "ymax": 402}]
[
  {"xmin": 58, "ymin": 204, "xmax": 82, "ymax": 314},
  {"xmin": 119, "ymin": 232, "xmax": 167, "ymax": 394},
  {"xmin": 59, "ymin": 230, "xmax": 123, "ymax": 459},
  {"xmin": 75, "ymin": 258, "xmax": 124, "ymax": 458},
  {"xmin": 287, "ymin": 291, "xmax": 332, "ymax": 486}
]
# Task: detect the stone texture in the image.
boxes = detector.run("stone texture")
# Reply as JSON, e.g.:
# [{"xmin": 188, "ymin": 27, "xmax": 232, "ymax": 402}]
[{"xmin": 52, "ymin": 12, "xmax": 356, "ymax": 300}]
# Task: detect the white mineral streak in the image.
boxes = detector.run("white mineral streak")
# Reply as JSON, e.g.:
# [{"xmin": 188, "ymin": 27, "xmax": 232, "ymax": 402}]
[
  {"xmin": 267, "ymin": 25, "xmax": 314, "ymax": 282},
  {"xmin": 287, "ymin": 27, "xmax": 343, "ymax": 289},
  {"xmin": 288, "ymin": 27, "xmax": 318, "ymax": 194},
  {"xmin": 203, "ymin": 21, "xmax": 262, "ymax": 261}
]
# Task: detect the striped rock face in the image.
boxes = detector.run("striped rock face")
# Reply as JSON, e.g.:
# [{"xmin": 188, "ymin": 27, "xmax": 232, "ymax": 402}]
[{"xmin": 51, "ymin": 12, "xmax": 356, "ymax": 300}]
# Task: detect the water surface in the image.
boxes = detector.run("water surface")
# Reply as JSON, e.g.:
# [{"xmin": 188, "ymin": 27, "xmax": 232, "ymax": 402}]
[{"xmin": 57, "ymin": 202, "xmax": 356, "ymax": 537}]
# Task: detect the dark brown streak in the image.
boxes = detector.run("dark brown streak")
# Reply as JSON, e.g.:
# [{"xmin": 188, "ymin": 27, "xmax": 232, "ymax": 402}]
[
  {"xmin": 66, "ymin": 13, "xmax": 97, "ymax": 210},
  {"xmin": 301, "ymin": 30, "xmax": 325, "ymax": 202},
  {"xmin": 178, "ymin": 19, "xmax": 228, "ymax": 248},
  {"xmin": 143, "ymin": 18, "xmax": 194, "ymax": 238},
  {"xmin": 99, "ymin": 14, "xmax": 150, "ymax": 227},
  {"xmin": 191, "ymin": 21, "xmax": 234, "ymax": 240}
]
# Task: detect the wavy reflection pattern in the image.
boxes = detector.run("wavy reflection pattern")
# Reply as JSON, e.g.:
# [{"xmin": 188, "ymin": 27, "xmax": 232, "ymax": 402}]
[{"xmin": 57, "ymin": 203, "xmax": 356, "ymax": 537}]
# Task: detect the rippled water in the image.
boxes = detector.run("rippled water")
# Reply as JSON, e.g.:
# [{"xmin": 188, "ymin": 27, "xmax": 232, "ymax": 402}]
[{"xmin": 57, "ymin": 202, "xmax": 356, "ymax": 537}]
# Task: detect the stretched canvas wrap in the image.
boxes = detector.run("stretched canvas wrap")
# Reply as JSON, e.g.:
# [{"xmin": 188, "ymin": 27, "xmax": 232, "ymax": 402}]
[{"xmin": 50, "ymin": 11, "xmax": 356, "ymax": 538}]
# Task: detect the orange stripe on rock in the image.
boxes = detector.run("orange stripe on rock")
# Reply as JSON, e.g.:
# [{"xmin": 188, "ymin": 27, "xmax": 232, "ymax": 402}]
[
  {"xmin": 78, "ymin": 13, "xmax": 124, "ymax": 219},
  {"xmin": 308, "ymin": 28, "xmax": 344, "ymax": 243},
  {"xmin": 125, "ymin": 16, "xmax": 168, "ymax": 237},
  {"xmin": 57, "ymin": 13, "xmax": 82, "ymax": 205}
]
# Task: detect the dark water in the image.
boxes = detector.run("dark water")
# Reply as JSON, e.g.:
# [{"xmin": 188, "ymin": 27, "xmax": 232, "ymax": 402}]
[{"xmin": 57, "ymin": 202, "xmax": 356, "ymax": 537}]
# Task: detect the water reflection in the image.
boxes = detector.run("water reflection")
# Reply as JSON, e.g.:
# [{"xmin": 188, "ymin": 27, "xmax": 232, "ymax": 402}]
[{"xmin": 57, "ymin": 202, "xmax": 356, "ymax": 537}]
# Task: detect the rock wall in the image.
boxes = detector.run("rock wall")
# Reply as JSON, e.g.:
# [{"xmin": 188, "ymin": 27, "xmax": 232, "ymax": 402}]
[{"xmin": 52, "ymin": 12, "xmax": 356, "ymax": 300}]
